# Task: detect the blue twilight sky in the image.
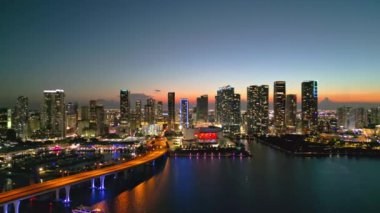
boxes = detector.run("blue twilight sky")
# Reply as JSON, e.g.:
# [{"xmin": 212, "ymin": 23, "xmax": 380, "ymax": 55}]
[{"xmin": 0, "ymin": 0, "xmax": 380, "ymax": 108}]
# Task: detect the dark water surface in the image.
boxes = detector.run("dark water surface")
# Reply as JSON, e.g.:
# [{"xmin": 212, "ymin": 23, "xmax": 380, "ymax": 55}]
[{"xmin": 16, "ymin": 141, "xmax": 380, "ymax": 212}]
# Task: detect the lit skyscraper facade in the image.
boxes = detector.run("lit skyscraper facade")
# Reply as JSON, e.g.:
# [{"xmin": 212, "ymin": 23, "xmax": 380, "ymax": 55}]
[
  {"xmin": 14, "ymin": 96, "xmax": 29, "ymax": 139},
  {"xmin": 89, "ymin": 100, "xmax": 97, "ymax": 124},
  {"xmin": 156, "ymin": 101, "xmax": 163, "ymax": 122},
  {"xmin": 246, "ymin": 85, "xmax": 269, "ymax": 136},
  {"xmin": 95, "ymin": 104, "xmax": 106, "ymax": 136},
  {"xmin": 168, "ymin": 92, "xmax": 175, "ymax": 128},
  {"xmin": 180, "ymin": 98, "xmax": 189, "ymax": 129},
  {"xmin": 273, "ymin": 81, "xmax": 286, "ymax": 134},
  {"xmin": 135, "ymin": 100, "xmax": 142, "ymax": 127},
  {"xmin": 196, "ymin": 95, "xmax": 208, "ymax": 122},
  {"xmin": 144, "ymin": 98, "xmax": 155, "ymax": 125},
  {"xmin": 285, "ymin": 94, "xmax": 297, "ymax": 128},
  {"xmin": 215, "ymin": 86, "xmax": 241, "ymax": 134},
  {"xmin": 0, "ymin": 108, "xmax": 12, "ymax": 130},
  {"xmin": 120, "ymin": 90, "xmax": 131, "ymax": 128},
  {"xmin": 42, "ymin": 89, "xmax": 66, "ymax": 138},
  {"xmin": 301, "ymin": 81, "xmax": 318, "ymax": 134}
]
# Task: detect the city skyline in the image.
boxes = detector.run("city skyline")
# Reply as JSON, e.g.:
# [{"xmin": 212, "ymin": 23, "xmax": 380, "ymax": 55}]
[{"xmin": 1, "ymin": 0, "xmax": 380, "ymax": 107}]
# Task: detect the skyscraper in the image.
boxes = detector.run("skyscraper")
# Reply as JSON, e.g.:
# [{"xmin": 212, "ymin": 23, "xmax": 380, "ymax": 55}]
[
  {"xmin": 89, "ymin": 100, "xmax": 97, "ymax": 124},
  {"xmin": 196, "ymin": 95, "xmax": 208, "ymax": 122},
  {"xmin": 285, "ymin": 94, "xmax": 297, "ymax": 129},
  {"xmin": 135, "ymin": 100, "xmax": 142, "ymax": 127},
  {"xmin": 120, "ymin": 90, "xmax": 130, "ymax": 128},
  {"xmin": 368, "ymin": 107, "xmax": 380, "ymax": 126},
  {"xmin": 180, "ymin": 98, "xmax": 189, "ymax": 129},
  {"xmin": 156, "ymin": 101, "xmax": 163, "ymax": 122},
  {"xmin": 95, "ymin": 104, "xmax": 106, "ymax": 136},
  {"xmin": 273, "ymin": 81, "xmax": 286, "ymax": 134},
  {"xmin": 215, "ymin": 85, "xmax": 241, "ymax": 134},
  {"xmin": 80, "ymin": 106, "xmax": 90, "ymax": 121},
  {"xmin": 14, "ymin": 96, "xmax": 29, "ymax": 139},
  {"xmin": 168, "ymin": 92, "xmax": 175, "ymax": 128},
  {"xmin": 301, "ymin": 81, "xmax": 318, "ymax": 134},
  {"xmin": 144, "ymin": 98, "xmax": 155, "ymax": 125},
  {"xmin": 66, "ymin": 102, "xmax": 78, "ymax": 133},
  {"xmin": 0, "ymin": 108, "xmax": 12, "ymax": 130},
  {"xmin": 337, "ymin": 107, "xmax": 354, "ymax": 129},
  {"xmin": 354, "ymin": 108, "xmax": 368, "ymax": 128},
  {"xmin": 246, "ymin": 85, "xmax": 269, "ymax": 136},
  {"xmin": 42, "ymin": 89, "xmax": 66, "ymax": 138}
]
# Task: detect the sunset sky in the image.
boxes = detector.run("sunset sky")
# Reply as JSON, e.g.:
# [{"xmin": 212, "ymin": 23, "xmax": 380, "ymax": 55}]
[{"xmin": 1, "ymin": 0, "xmax": 379, "ymax": 108}]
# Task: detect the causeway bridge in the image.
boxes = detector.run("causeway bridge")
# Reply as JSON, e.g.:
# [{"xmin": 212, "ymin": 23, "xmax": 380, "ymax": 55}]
[{"xmin": 0, "ymin": 147, "xmax": 167, "ymax": 213}]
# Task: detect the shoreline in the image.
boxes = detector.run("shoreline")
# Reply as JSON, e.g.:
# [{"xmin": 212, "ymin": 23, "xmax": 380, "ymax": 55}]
[{"xmin": 256, "ymin": 137, "xmax": 380, "ymax": 157}]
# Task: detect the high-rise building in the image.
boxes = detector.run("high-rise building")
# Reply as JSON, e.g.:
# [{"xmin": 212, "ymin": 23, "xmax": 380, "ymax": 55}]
[
  {"xmin": 28, "ymin": 112, "xmax": 41, "ymax": 134},
  {"xmin": 215, "ymin": 86, "xmax": 241, "ymax": 134},
  {"xmin": 0, "ymin": 108, "xmax": 12, "ymax": 130},
  {"xmin": 42, "ymin": 89, "xmax": 66, "ymax": 138},
  {"xmin": 144, "ymin": 98, "xmax": 155, "ymax": 125},
  {"xmin": 354, "ymin": 108, "xmax": 368, "ymax": 128},
  {"xmin": 156, "ymin": 101, "xmax": 163, "ymax": 122},
  {"xmin": 301, "ymin": 81, "xmax": 318, "ymax": 134},
  {"xmin": 180, "ymin": 98, "xmax": 189, "ymax": 129},
  {"xmin": 14, "ymin": 96, "xmax": 29, "ymax": 139},
  {"xmin": 66, "ymin": 102, "xmax": 78, "ymax": 132},
  {"xmin": 89, "ymin": 100, "xmax": 97, "ymax": 124},
  {"xmin": 168, "ymin": 92, "xmax": 175, "ymax": 128},
  {"xmin": 368, "ymin": 107, "xmax": 380, "ymax": 126},
  {"xmin": 80, "ymin": 106, "xmax": 90, "ymax": 121},
  {"xmin": 285, "ymin": 94, "xmax": 297, "ymax": 128},
  {"xmin": 337, "ymin": 106, "xmax": 354, "ymax": 129},
  {"xmin": 135, "ymin": 100, "xmax": 142, "ymax": 127},
  {"xmin": 273, "ymin": 81, "xmax": 286, "ymax": 134},
  {"xmin": 246, "ymin": 85, "xmax": 269, "ymax": 136},
  {"xmin": 196, "ymin": 95, "xmax": 208, "ymax": 122},
  {"xmin": 120, "ymin": 90, "xmax": 131, "ymax": 128},
  {"xmin": 95, "ymin": 104, "xmax": 106, "ymax": 136}
]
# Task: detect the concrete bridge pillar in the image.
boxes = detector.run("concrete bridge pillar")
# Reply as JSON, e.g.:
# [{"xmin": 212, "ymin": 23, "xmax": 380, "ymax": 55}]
[
  {"xmin": 13, "ymin": 200, "xmax": 20, "ymax": 213},
  {"xmin": 91, "ymin": 178, "xmax": 96, "ymax": 189},
  {"xmin": 99, "ymin": 176, "xmax": 105, "ymax": 190},
  {"xmin": 3, "ymin": 203, "xmax": 8, "ymax": 213},
  {"xmin": 55, "ymin": 188, "xmax": 60, "ymax": 201},
  {"xmin": 64, "ymin": 185, "xmax": 71, "ymax": 203}
]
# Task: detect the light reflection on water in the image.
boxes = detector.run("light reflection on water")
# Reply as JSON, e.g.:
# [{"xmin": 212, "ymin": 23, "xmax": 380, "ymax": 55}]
[{"xmin": 92, "ymin": 159, "xmax": 170, "ymax": 212}]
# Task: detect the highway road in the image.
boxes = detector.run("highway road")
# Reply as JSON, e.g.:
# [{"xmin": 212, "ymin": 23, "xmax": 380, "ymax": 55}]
[{"xmin": 0, "ymin": 148, "xmax": 167, "ymax": 205}]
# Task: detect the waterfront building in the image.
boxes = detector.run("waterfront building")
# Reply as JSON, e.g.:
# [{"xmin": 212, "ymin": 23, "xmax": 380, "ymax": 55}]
[
  {"xmin": 168, "ymin": 92, "xmax": 175, "ymax": 129},
  {"xmin": 180, "ymin": 98, "xmax": 189, "ymax": 129},
  {"xmin": 215, "ymin": 85, "xmax": 241, "ymax": 134},
  {"xmin": 337, "ymin": 107, "xmax": 354, "ymax": 129},
  {"xmin": 273, "ymin": 81, "xmax": 286, "ymax": 134},
  {"xmin": 247, "ymin": 85, "xmax": 269, "ymax": 136},
  {"xmin": 285, "ymin": 94, "xmax": 297, "ymax": 132},
  {"xmin": 42, "ymin": 89, "xmax": 66, "ymax": 138},
  {"xmin": 301, "ymin": 81, "xmax": 318, "ymax": 134},
  {"xmin": 196, "ymin": 95, "xmax": 208, "ymax": 123},
  {"xmin": 368, "ymin": 107, "xmax": 380, "ymax": 127}
]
